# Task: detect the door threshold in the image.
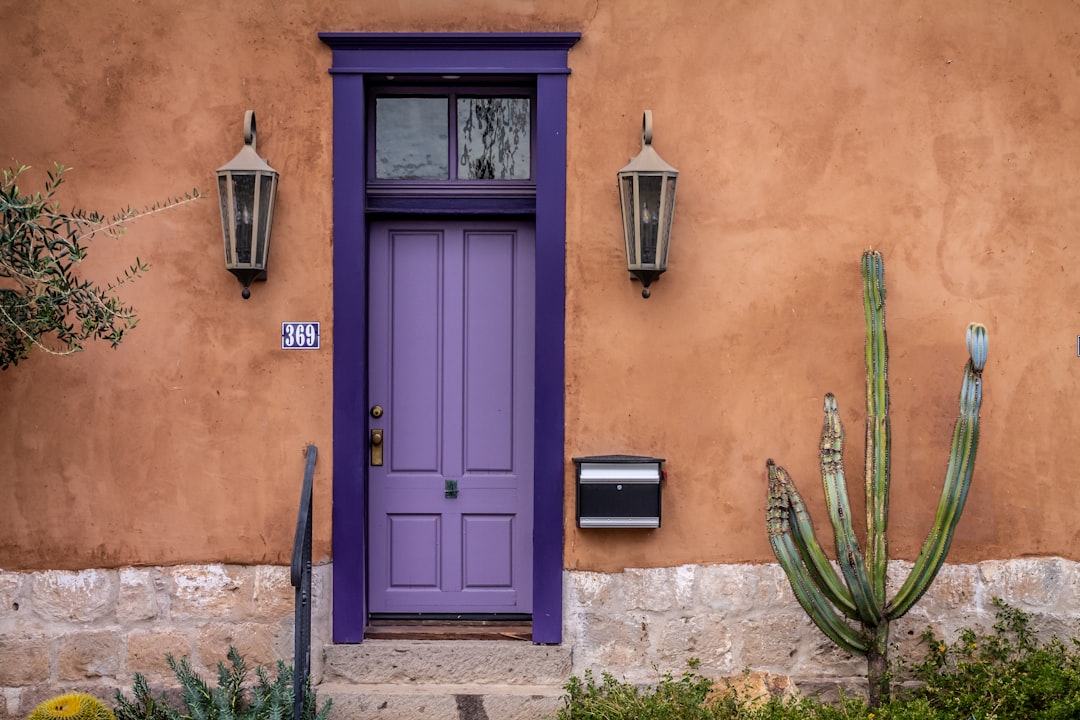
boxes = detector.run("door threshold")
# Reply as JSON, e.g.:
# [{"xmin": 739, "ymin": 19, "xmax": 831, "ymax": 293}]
[{"xmin": 364, "ymin": 618, "xmax": 533, "ymax": 641}]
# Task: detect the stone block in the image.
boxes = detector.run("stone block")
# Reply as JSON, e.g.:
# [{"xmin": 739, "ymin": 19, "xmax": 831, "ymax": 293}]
[
  {"xmin": 30, "ymin": 569, "xmax": 116, "ymax": 622},
  {"xmin": 913, "ymin": 563, "xmax": 979, "ymax": 617},
  {"xmin": 196, "ymin": 622, "xmax": 284, "ymax": 671},
  {"xmin": 564, "ymin": 570, "xmax": 624, "ymax": 613},
  {"xmin": 796, "ymin": 676, "xmax": 868, "ymax": 704},
  {"xmin": 126, "ymin": 630, "xmax": 192, "ymax": 679},
  {"xmin": 57, "ymin": 630, "xmax": 122, "ymax": 680},
  {"xmin": 307, "ymin": 564, "xmax": 333, "ymax": 682},
  {"xmin": 168, "ymin": 565, "xmax": 253, "ymax": 620},
  {"xmin": 738, "ymin": 613, "xmax": 807, "ymax": 669},
  {"xmin": 979, "ymin": 558, "xmax": 1064, "ymax": 608},
  {"xmin": 692, "ymin": 563, "xmax": 791, "ymax": 614},
  {"xmin": 0, "ymin": 572, "xmax": 23, "ymax": 619},
  {"xmin": 2, "ymin": 687, "xmax": 21, "ymax": 720},
  {"xmin": 117, "ymin": 567, "xmax": 163, "ymax": 622},
  {"xmin": 707, "ymin": 671, "xmax": 800, "ymax": 710},
  {"xmin": 799, "ymin": 625, "xmax": 865, "ymax": 677},
  {"xmin": 0, "ymin": 634, "xmax": 50, "ymax": 685},
  {"xmin": 574, "ymin": 611, "xmax": 653, "ymax": 681},
  {"xmin": 253, "ymin": 566, "xmax": 294, "ymax": 619},
  {"xmin": 647, "ymin": 613, "xmax": 733, "ymax": 673},
  {"xmin": 622, "ymin": 565, "xmax": 695, "ymax": 612}
]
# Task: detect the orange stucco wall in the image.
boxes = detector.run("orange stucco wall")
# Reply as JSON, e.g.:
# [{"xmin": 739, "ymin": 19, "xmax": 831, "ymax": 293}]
[{"xmin": 2, "ymin": 1, "xmax": 1078, "ymax": 573}]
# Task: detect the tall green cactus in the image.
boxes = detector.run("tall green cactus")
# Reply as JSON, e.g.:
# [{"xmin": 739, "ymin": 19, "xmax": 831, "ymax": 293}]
[{"xmin": 766, "ymin": 250, "xmax": 987, "ymax": 707}]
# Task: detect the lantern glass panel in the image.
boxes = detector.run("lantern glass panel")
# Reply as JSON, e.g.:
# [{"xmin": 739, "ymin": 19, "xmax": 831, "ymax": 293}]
[
  {"xmin": 256, "ymin": 173, "xmax": 275, "ymax": 265},
  {"xmin": 217, "ymin": 174, "xmax": 233, "ymax": 265},
  {"xmin": 231, "ymin": 174, "xmax": 256, "ymax": 264},
  {"xmin": 638, "ymin": 175, "xmax": 663, "ymax": 266},
  {"xmin": 660, "ymin": 174, "xmax": 677, "ymax": 267},
  {"xmin": 619, "ymin": 175, "xmax": 636, "ymax": 265}
]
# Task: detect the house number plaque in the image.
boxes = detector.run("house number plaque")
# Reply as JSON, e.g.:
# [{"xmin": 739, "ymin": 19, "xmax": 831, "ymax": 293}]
[{"xmin": 282, "ymin": 322, "xmax": 320, "ymax": 350}]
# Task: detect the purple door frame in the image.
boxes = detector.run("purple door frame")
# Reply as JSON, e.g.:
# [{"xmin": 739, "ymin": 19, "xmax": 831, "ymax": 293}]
[{"xmin": 319, "ymin": 32, "xmax": 580, "ymax": 644}]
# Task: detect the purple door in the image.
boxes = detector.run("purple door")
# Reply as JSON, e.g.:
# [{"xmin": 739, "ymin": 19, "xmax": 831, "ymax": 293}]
[{"xmin": 367, "ymin": 220, "xmax": 535, "ymax": 614}]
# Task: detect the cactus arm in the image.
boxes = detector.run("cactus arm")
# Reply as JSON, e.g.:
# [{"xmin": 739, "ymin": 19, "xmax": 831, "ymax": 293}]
[
  {"xmin": 771, "ymin": 532, "xmax": 869, "ymax": 656},
  {"xmin": 768, "ymin": 463, "xmax": 868, "ymax": 655},
  {"xmin": 819, "ymin": 395, "xmax": 882, "ymax": 625},
  {"xmin": 769, "ymin": 461, "xmax": 860, "ymax": 619},
  {"xmin": 862, "ymin": 250, "xmax": 891, "ymax": 608},
  {"xmin": 887, "ymin": 324, "xmax": 986, "ymax": 619}
]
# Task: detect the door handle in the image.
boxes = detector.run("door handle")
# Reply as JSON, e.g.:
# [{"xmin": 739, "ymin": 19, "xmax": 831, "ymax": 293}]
[{"xmin": 370, "ymin": 428, "xmax": 384, "ymax": 466}]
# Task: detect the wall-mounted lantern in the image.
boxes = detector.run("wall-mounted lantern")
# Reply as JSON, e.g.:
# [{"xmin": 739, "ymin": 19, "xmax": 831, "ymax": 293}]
[
  {"xmin": 617, "ymin": 110, "xmax": 678, "ymax": 298},
  {"xmin": 216, "ymin": 110, "xmax": 278, "ymax": 299}
]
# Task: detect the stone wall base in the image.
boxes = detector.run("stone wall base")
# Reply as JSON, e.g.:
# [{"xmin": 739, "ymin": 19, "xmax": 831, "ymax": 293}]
[
  {"xmin": 3, "ymin": 558, "xmax": 1078, "ymax": 718},
  {"xmin": 0, "ymin": 564, "xmax": 332, "ymax": 720},
  {"xmin": 564, "ymin": 558, "xmax": 1080, "ymax": 685}
]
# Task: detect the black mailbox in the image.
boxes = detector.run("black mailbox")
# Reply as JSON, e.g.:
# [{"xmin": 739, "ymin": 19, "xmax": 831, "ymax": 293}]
[{"xmin": 574, "ymin": 454, "xmax": 664, "ymax": 528}]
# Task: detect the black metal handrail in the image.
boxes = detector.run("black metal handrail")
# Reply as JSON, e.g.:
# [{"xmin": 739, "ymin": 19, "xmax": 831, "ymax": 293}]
[{"xmin": 291, "ymin": 445, "xmax": 317, "ymax": 720}]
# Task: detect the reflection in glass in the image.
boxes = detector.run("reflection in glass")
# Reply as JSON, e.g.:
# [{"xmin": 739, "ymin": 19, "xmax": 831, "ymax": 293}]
[
  {"xmin": 232, "ymin": 175, "xmax": 255, "ymax": 263},
  {"xmin": 637, "ymin": 175, "xmax": 662, "ymax": 265},
  {"xmin": 457, "ymin": 98, "xmax": 531, "ymax": 180},
  {"xmin": 376, "ymin": 98, "xmax": 449, "ymax": 179}
]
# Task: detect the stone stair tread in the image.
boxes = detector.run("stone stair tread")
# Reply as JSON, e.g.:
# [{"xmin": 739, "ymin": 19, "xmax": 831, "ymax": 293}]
[
  {"xmin": 319, "ymin": 681, "xmax": 566, "ymax": 720},
  {"xmin": 319, "ymin": 681, "xmax": 565, "ymax": 695},
  {"xmin": 323, "ymin": 640, "xmax": 572, "ymax": 686}
]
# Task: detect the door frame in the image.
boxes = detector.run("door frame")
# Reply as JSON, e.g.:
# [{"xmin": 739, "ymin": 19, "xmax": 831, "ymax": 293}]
[{"xmin": 320, "ymin": 32, "xmax": 580, "ymax": 643}]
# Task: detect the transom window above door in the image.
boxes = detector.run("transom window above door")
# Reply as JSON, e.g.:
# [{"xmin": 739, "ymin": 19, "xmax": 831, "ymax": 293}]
[{"xmin": 371, "ymin": 87, "xmax": 534, "ymax": 183}]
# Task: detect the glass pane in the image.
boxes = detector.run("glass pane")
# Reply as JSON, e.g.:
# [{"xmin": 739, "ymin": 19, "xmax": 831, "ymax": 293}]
[
  {"xmin": 217, "ymin": 175, "xmax": 232, "ymax": 264},
  {"xmin": 231, "ymin": 175, "xmax": 256, "ymax": 264},
  {"xmin": 255, "ymin": 174, "xmax": 275, "ymax": 265},
  {"xmin": 660, "ymin": 175, "xmax": 677, "ymax": 267},
  {"xmin": 619, "ymin": 175, "xmax": 636, "ymax": 266},
  {"xmin": 457, "ymin": 97, "xmax": 531, "ymax": 180},
  {"xmin": 638, "ymin": 175, "xmax": 663, "ymax": 266},
  {"xmin": 375, "ymin": 98, "xmax": 449, "ymax": 179}
]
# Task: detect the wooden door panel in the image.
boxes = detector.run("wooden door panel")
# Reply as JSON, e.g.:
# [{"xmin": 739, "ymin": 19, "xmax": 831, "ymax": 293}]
[{"xmin": 368, "ymin": 221, "xmax": 534, "ymax": 614}]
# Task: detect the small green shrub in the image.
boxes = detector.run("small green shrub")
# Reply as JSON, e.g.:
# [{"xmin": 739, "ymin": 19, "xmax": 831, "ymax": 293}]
[
  {"xmin": 556, "ymin": 601, "xmax": 1080, "ymax": 720},
  {"xmin": 558, "ymin": 667, "xmax": 731, "ymax": 720},
  {"xmin": 114, "ymin": 646, "xmax": 331, "ymax": 720},
  {"xmin": 895, "ymin": 597, "xmax": 1080, "ymax": 719}
]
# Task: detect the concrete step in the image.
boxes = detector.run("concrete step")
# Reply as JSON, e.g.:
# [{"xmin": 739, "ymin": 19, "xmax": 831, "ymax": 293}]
[
  {"xmin": 319, "ymin": 640, "xmax": 572, "ymax": 720},
  {"xmin": 323, "ymin": 639, "xmax": 572, "ymax": 686},
  {"xmin": 319, "ymin": 682, "xmax": 564, "ymax": 720}
]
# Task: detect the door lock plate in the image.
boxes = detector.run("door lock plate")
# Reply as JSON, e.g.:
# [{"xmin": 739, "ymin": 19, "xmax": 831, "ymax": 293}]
[
  {"xmin": 444, "ymin": 479, "xmax": 459, "ymax": 499},
  {"xmin": 370, "ymin": 428, "xmax": 383, "ymax": 466}
]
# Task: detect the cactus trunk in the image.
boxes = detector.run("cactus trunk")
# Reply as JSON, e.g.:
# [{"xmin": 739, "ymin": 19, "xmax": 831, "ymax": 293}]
[
  {"xmin": 765, "ymin": 250, "xmax": 988, "ymax": 707},
  {"xmin": 866, "ymin": 623, "xmax": 890, "ymax": 708}
]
